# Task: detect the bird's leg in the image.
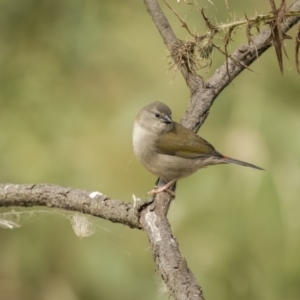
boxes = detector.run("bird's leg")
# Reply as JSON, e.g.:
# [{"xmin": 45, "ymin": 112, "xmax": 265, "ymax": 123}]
[
  {"xmin": 154, "ymin": 177, "xmax": 160, "ymax": 186},
  {"xmin": 148, "ymin": 179, "xmax": 176, "ymax": 197}
]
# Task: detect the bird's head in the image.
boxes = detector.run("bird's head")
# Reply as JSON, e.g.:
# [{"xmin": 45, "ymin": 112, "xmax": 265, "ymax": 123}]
[{"xmin": 135, "ymin": 101, "xmax": 173, "ymax": 135}]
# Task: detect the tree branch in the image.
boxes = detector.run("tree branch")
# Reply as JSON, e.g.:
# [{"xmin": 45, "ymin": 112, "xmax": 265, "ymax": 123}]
[
  {"xmin": 140, "ymin": 199, "xmax": 205, "ymax": 300},
  {"xmin": 144, "ymin": 0, "xmax": 300, "ymax": 131},
  {"xmin": 0, "ymin": 183, "xmax": 141, "ymax": 229},
  {"xmin": 0, "ymin": 183, "xmax": 200, "ymax": 299},
  {"xmin": 144, "ymin": 0, "xmax": 205, "ymax": 94},
  {"xmin": 196, "ymin": 0, "xmax": 300, "ymax": 129}
]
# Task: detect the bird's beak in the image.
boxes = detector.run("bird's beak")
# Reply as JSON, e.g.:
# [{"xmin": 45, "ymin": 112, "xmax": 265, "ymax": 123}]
[{"xmin": 162, "ymin": 114, "xmax": 172, "ymax": 124}]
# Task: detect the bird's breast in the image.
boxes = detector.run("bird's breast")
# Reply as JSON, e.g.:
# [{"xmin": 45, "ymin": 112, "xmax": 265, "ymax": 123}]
[{"xmin": 133, "ymin": 123, "xmax": 157, "ymax": 163}]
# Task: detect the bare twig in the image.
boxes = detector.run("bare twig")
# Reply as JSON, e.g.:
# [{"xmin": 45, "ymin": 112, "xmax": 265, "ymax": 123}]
[{"xmin": 266, "ymin": 0, "xmax": 292, "ymax": 74}]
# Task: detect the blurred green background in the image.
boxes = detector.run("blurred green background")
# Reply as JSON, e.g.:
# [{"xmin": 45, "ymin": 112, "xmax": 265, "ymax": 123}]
[{"xmin": 0, "ymin": 0, "xmax": 300, "ymax": 299}]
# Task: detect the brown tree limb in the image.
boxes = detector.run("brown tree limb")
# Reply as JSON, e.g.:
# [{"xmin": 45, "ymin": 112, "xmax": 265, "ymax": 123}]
[
  {"xmin": 140, "ymin": 199, "xmax": 205, "ymax": 300},
  {"xmin": 0, "ymin": 183, "xmax": 141, "ymax": 229}
]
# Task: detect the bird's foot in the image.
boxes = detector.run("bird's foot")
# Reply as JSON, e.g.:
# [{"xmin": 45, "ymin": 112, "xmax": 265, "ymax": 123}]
[
  {"xmin": 147, "ymin": 187, "xmax": 175, "ymax": 197},
  {"xmin": 147, "ymin": 180, "xmax": 176, "ymax": 197}
]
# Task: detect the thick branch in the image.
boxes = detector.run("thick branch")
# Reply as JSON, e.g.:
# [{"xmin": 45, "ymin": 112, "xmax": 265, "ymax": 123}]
[
  {"xmin": 140, "ymin": 199, "xmax": 205, "ymax": 300},
  {"xmin": 0, "ymin": 183, "xmax": 141, "ymax": 229}
]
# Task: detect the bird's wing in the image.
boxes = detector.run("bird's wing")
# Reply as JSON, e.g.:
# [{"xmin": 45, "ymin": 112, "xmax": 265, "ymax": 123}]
[{"xmin": 156, "ymin": 122, "xmax": 220, "ymax": 159}]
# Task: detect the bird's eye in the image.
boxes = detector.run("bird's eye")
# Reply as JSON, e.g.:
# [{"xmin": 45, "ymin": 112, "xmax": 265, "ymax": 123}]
[{"xmin": 155, "ymin": 113, "xmax": 160, "ymax": 118}]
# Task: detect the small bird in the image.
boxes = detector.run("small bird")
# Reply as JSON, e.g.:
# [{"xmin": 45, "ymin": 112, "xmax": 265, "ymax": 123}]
[{"xmin": 133, "ymin": 101, "xmax": 264, "ymax": 195}]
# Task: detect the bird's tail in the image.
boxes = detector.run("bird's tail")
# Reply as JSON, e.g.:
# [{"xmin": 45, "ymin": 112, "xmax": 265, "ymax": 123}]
[{"xmin": 221, "ymin": 155, "xmax": 264, "ymax": 170}]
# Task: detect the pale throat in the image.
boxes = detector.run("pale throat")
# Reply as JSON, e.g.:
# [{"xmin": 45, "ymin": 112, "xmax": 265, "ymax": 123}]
[
  {"xmin": 133, "ymin": 122, "xmax": 158, "ymax": 160},
  {"xmin": 133, "ymin": 122, "xmax": 146, "ymax": 147}
]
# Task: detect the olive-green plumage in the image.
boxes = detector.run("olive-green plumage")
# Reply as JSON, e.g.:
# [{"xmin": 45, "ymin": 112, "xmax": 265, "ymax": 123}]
[{"xmin": 156, "ymin": 122, "xmax": 218, "ymax": 158}]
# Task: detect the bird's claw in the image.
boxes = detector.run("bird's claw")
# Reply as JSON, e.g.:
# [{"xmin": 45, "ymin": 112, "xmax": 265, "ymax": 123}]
[{"xmin": 147, "ymin": 186, "xmax": 176, "ymax": 197}]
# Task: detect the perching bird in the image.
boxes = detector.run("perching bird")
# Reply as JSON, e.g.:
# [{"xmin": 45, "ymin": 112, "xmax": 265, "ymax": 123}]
[{"xmin": 133, "ymin": 101, "xmax": 264, "ymax": 195}]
